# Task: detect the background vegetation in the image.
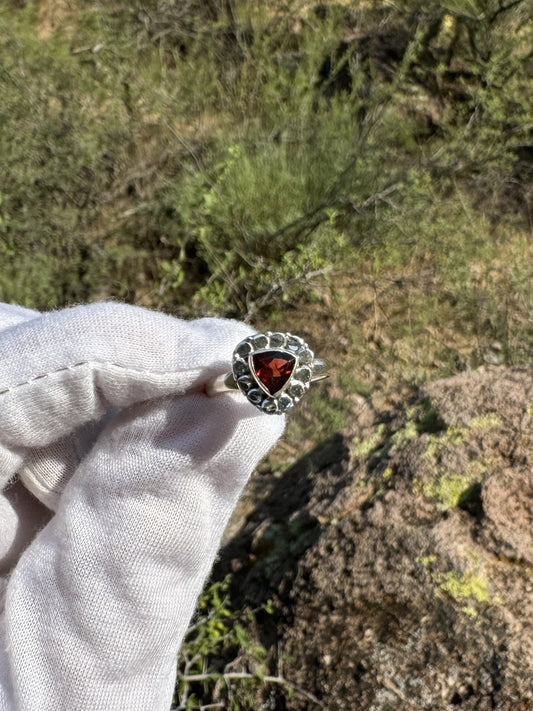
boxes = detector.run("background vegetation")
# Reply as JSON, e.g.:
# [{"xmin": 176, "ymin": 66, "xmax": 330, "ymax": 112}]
[{"xmin": 1, "ymin": 0, "xmax": 532, "ymax": 707}]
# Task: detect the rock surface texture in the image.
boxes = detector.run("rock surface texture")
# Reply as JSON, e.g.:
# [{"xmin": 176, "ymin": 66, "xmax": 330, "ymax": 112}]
[{"xmin": 219, "ymin": 365, "xmax": 533, "ymax": 710}]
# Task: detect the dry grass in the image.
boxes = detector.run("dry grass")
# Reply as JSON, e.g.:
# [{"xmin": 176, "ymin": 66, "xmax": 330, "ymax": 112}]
[{"xmin": 37, "ymin": 0, "xmax": 77, "ymax": 39}]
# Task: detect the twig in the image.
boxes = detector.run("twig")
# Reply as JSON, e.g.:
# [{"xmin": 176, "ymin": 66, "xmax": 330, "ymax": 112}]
[
  {"xmin": 173, "ymin": 703, "xmax": 225, "ymax": 710},
  {"xmin": 184, "ymin": 608, "xmax": 217, "ymax": 636},
  {"xmin": 382, "ymin": 677, "xmax": 419, "ymax": 708},
  {"xmin": 253, "ymin": 265, "xmax": 335, "ymax": 310},
  {"xmin": 488, "ymin": 0, "xmax": 525, "ymax": 25},
  {"xmin": 179, "ymin": 671, "xmax": 321, "ymax": 705},
  {"xmin": 163, "ymin": 120, "xmax": 211, "ymax": 182}
]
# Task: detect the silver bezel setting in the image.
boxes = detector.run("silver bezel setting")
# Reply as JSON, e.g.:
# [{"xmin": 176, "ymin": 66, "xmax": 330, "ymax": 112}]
[{"xmin": 232, "ymin": 332, "xmax": 314, "ymax": 414}]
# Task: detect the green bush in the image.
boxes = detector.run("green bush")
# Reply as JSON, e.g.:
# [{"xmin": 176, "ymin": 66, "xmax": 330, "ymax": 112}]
[
  {"xmin": 1, "ymin": 0, "xmax": 532, "ymax": 322},
  {"xmin": 0, "ymin": 1, "xmax": 530, "ymax": 351},
  {"xmin": 174, "ymin": 576, "xmax": 273, "ymax": 710}
]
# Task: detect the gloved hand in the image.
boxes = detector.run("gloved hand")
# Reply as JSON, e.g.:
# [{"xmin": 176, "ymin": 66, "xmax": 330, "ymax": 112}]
[{"xmin": 0, "ymin": 302, "xmax": 285, "ymax": 711}]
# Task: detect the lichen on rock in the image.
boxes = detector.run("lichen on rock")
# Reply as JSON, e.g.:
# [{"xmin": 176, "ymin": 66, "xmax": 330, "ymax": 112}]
[{"xmin": 217, "ymin": 365, "xmax": 533, "ymax": 709}]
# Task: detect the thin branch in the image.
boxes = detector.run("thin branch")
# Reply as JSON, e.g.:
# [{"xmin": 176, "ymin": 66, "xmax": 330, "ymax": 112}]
[
  {"xmin": 488, "ymin": 0, "xmax": 526, "ymax": 25},
  {"xmin": 179, "ymin": 671, "xmax": 321, "ymax": 705},
  {"xmin": 184, "ymin": 602, "xmax": 271, "ymax": 638},
  {"xmin": 184, "ymin": 608, "xmax": 217, "ymax": 636},
  {"xmin": 173, "ymin": 703, "xmax": 225, "ymax": 710},
  {"xmin": 163, "ymin": 120, "xmax": 211, "ymax": 183},
  {"xmin": 250, "ymin": 182, "xmax": 400, "ymax": 276},
  {"xmin": 252, "ymin": 265, "xmax": 335, "ymax": 312}
]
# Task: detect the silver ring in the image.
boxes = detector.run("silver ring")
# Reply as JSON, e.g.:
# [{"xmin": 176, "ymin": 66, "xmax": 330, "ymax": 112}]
[{"xmin": 206, "ymin": 332, "xmax": 327, "ymax": 414}]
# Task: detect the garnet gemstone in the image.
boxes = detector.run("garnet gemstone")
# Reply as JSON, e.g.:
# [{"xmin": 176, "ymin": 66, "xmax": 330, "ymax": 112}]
[{"xmin": 251, "ymin": 350, "xmax": 296, "ymax": 395}]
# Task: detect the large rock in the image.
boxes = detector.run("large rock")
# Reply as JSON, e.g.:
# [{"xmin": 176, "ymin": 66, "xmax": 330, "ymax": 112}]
[{"xmin": 217, "ymin": 365, "xmax": 533, "ymax": 709}]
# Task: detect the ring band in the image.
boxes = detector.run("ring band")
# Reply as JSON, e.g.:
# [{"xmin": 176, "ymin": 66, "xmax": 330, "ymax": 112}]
[{"xmin": 206, "ymin": 331, "xmax": 328, "ymax": 414}]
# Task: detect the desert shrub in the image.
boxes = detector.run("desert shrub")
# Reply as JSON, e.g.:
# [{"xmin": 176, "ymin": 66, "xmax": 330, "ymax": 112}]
[
  {"xmin": 0, "ymin": 2, "xmax": 173, "ymax": 308},
  {"xmin": 152, "ymin": 0, "xmax": 533, "ymax": 322},
  {"xmin": 0, "ymin": 0, "xmax": 532, "ymax": 376}
]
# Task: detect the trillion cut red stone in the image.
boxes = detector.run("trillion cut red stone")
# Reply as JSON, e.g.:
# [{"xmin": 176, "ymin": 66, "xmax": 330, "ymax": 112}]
[{"xmin": 251, "ymin": 350, "xmax": 296, "ymax": 395}]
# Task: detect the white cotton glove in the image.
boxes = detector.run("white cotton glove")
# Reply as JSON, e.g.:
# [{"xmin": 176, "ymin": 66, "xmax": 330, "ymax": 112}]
[{"xmin": 0, "ymin": 302, "xmax": 285, "ymax": 711}]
